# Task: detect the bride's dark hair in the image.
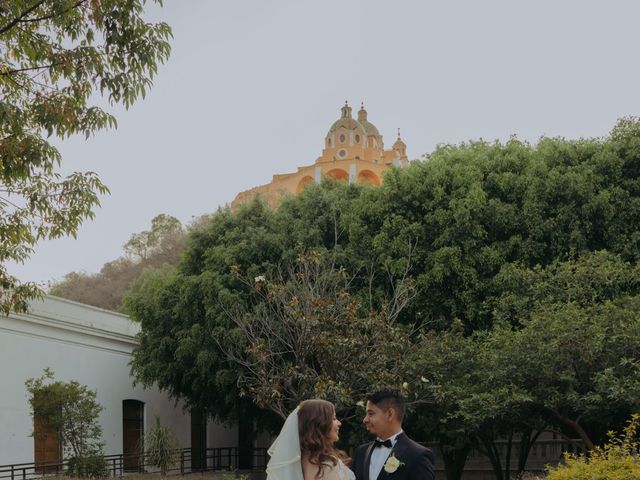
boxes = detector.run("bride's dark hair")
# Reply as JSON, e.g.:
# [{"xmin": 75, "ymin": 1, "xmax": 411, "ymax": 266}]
[{"xmin": 298, "ymin": 399, "xmax": 348, "ymax": 478}]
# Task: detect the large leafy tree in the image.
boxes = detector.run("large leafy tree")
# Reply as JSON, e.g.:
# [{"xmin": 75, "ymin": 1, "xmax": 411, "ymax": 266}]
[
  {"xmin": 488, "ymin": 252, "xmax": 640, "ymax": 451},
  {"xmin": 219, "ymin": 251, "xmax": 416, "ymax": 420},
  {"xmin": 351, "ymin": 119, "xmax": 640, "ymax": 332},
  {"xmin": 0, "ymin": 0, "xmax": 172, "ymax": 314}
]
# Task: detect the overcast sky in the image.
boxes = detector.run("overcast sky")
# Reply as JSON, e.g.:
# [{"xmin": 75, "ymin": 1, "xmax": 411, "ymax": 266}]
[{"xmin": 8, "ymin": 0, "xmax": 640, "ymax": 286}]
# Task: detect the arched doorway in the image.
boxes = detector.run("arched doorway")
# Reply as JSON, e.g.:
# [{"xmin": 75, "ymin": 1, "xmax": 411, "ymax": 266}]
[
  {"xmin": 357, "ymin": 170, "xmax": 381, "ymax": 186},
  {"xmin": 325, "ymin": 169, "xmax": 348, "ymax": 182},
  {"xmin": 122, "ymin": 400, "xmax": 144, "ymax": 472},
  {"xmin": 296, "ymin": 176, "xmax": 314, "ymax": 193}
]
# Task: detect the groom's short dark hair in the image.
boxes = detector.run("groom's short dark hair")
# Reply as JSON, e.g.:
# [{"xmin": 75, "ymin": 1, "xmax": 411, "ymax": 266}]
[{"xmin": 366, "ymin": 387, "xmax": 405, "ymax": 421}]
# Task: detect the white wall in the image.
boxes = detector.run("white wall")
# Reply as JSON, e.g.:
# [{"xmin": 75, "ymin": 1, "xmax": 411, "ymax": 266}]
[{"xmin": 0, "ymin": 296, "xmax": 236, "ymax": 466}]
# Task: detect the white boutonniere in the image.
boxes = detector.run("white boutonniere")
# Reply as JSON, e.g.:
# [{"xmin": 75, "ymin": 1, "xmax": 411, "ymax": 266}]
[{"xmin": 383, "ymin": 453, "xmax": 404, "ymax": 474}]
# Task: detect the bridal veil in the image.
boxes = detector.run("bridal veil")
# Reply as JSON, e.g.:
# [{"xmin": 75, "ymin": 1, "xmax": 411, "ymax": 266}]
[{"xmin": 266, "ymin": 407, "xmax": 302, "ymax": 480}]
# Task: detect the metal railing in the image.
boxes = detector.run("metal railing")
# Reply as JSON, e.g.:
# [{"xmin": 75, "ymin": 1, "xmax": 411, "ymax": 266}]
[{"xmin": 0, "ymin": 447, "xmax": 269, "ymax": 480}]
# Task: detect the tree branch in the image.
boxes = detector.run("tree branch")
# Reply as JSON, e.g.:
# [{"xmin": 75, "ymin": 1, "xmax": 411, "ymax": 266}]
[
  {"xmin": 0, "ymin": 0, "xmax": 47, "ymax": 35},
  {"xmin": 17, "ymin": 0, "xmax": 87, "ymax": 25}
]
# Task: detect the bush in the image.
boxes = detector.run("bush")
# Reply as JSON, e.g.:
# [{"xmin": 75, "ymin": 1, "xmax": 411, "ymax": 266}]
[
  {"xmin": 66, "ymin": 455, "xmax": 109, "ymax": 479},
  {"xmin": 541, "ymin": 414, "xmax": 640, "ymax": 479},
  {"xmin": 144, "ymin": 415, "xmax": 180, "ymax": 475},
  {"xmin": 214, "ymin": 473, "xmax": 249, "ymax": 480}
]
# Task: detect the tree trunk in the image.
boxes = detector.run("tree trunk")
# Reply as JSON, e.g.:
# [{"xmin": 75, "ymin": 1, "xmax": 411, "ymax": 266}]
[
  {"xmin": 477, "ymin": 433, "xmax": 504, "ymax": 480},
  {"xmin": 517, "ymin": 427, "xmax": 543, "ymax": 474},
  {"xmin": 503, "ymin": 432, "xmax": 513, "ymax": 480},
  {"xmin": 548, "ymin": 410, "xmax": 595, "ymax": 450},
  {"xmin": 440, "ymin": 443, "xmax": 470, "ymax": 480}
]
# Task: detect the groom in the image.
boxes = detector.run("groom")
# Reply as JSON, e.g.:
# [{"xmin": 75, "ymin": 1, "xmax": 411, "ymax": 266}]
[{"xmin": 351, "ymin": 387, "xmax": 435, "ymax": 480}]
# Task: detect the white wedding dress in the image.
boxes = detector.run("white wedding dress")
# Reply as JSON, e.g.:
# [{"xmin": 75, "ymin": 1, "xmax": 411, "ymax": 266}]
[
  {"xmin": 302, "ymin": 457, "xmax": 354, "ymax": 480},
  {"xmin": 337, "ymin": 459, "xmax": 356, "ymax": 480},
  {"xmin": 267, "ymin": 407, "xmax": 355, "ymax": 480}
]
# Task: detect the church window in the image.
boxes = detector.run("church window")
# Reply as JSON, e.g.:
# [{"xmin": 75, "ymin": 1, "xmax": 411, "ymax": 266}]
[
  {"xmin": 338, "ymin": 149, "xmax": 347, "ymax": 158},
  {"xmin": 339, "ymin": 134, "xmax": 346, "ymax": 144},
  {"xmin": 355, "ymin": 134, "xmax": 361, "ymax": 143}
]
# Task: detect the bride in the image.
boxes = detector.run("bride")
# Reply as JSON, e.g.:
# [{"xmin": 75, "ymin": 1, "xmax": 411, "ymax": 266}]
[{"xmin": 267, "ymin": 399, "xmax": 354, "ymax": 480}]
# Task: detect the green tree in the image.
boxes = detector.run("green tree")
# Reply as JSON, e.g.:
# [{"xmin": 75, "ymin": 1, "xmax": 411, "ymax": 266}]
[
  {"xmin": 219, "ymin": 251, "xmax": 416, "ymax": 420},
  {"xmin": 489, "ymin": 252, "xmax": 640, "ymax": 450},
  {"xmin": 349, "ymin": 121, "xmax": 640, "ymax": 332},
  {"xmin": 540, "ymin": 414, "xmax": 640, "ymax": 480},
  {"xmin": 124, "ymin": 214, "xmax": 184, "ymax": 261},
  {"xmin": 26, "ymin": 369, "xmax": 107, "ymax": 477},
  {"xmin": 0, "ymin": 0, "xmax": 172, "ymax": 314}
]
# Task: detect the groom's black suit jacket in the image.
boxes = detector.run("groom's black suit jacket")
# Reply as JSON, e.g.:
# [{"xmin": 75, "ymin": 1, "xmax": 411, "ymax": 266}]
[{"xmin": 350, "ymin": 433, "xmax": 435, "ymax": 480}]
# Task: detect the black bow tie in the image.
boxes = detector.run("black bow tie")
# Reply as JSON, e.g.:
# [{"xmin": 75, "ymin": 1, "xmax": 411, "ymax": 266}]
[{"xmin": 374, "ymin": 439, "xmax": 393, "ymax": 448}]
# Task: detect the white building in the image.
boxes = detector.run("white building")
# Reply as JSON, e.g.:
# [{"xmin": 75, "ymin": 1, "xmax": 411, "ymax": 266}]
[{"xmin": 0, "ymin": 295, "xmax": 238, "ymax": 468}]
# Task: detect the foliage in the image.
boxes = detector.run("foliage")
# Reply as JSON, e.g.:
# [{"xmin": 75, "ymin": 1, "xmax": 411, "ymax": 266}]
[
  {"xmin": 0, "ymin": 0, "xmax": 172, "ymax": 314},
  {"xmin": 26, "ymin": 369, "xmax": 105, "ymax": 470},
  {"xmin": 124, "ymin": 214, "xmax": 184, "ymax": 261},
  {"xmin": 350, "ymin": 120, "xmax": 640, "ymax": 332},
  {"xmin": 214, "ymin": 473, "xmax": 249, "ymax": 480},
  {"xmin": 126, "ymin": 183, "xmax": 364, "ymax": 428},
  {"xmin": 219, "ymin": 250, "xmax": 416, "ymax": 420},
  {"xmin": 144, "ymin": 415, "xmax": 180, "ymax": 475},
  {"xmin": 488, "ymin": 252, "xmax": 640, "ymax": 450},
  {"xmin": 66, "ymin": 455, "xmax": 108, "ymax": 479},
  {"xmin": 50, "ymin": 214, "xmax": 188, "ymax": 311},
  {"xmin": 541, "ymin": 414, "xmax": 640, "ymax": 480}
]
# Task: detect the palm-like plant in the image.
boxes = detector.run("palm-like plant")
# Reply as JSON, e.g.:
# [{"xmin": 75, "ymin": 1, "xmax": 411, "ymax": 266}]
[{"xmin": 145, "ymin": 415, "xmax": 180, "ymax": 475}]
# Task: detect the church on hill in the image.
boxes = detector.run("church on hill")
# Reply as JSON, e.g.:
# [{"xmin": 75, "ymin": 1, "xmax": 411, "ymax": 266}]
[{"xmin": 232, "ymin": 101, "xmax": 409, "ymax": 208}]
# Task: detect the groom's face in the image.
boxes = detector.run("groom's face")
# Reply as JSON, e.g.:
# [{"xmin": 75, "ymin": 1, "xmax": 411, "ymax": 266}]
[{"xmin": 363, "ymin": 400, "xmax": 389, "ymax": 437}]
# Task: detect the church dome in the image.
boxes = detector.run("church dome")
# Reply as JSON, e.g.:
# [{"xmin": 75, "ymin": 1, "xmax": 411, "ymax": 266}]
[
  {"xmin": 327, "ymin": 101, "xmax": 366, "ymax": 136},
  {"xmin": 357, "ymin": 103, "xmax": 381, "ymax": 137},
  {"xmin": 393, "ymin": 129, "xmax": 407, "ymax": 149}
]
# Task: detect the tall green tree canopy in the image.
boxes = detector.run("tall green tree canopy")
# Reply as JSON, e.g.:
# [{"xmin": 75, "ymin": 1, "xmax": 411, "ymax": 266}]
[
  {"xmin": 0, "ymin": 0, "xmax": 171, "ymax": 314},
  {"xmin": 352, "ymin": 119, "xmax": 640, "ymax": 331}
]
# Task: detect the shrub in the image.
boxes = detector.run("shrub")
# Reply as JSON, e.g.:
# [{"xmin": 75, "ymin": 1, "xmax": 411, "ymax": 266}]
[
  {"xmin": 145, "ymin": 415, "xmax": 180, "ymax": 475},
  {"xmin": 542, "ymin": 414, "xmax": 640, "ymax": 480},
  {"xmin": 214, "ymin": 473, "xmax": 249, "ymax": 480},
  {"xmin": 66, "ymin": 454, "xmax": 109, "ymax": 479}
]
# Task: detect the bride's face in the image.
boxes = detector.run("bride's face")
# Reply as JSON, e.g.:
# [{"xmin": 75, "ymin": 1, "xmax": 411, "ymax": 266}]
[{"xmin": 327, "ymin": 413, "xmax": 342, "ymax": 443}]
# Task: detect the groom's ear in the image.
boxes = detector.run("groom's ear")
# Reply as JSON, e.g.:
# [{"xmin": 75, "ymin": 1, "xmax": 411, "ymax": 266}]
[{"xmin": 385, "ymin": 407, "xmax": 396, "ymax": 422}]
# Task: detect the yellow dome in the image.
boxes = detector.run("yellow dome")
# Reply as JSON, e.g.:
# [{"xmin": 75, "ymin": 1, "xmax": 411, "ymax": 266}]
[
  {"xmin": 327, "ymin": 101, "xmax": 366, "ymax": 136},
  {"xmin": 357, "ymin": 103, "xmax": 381, "ymax": 136},
  {"xmin": 393, "ymin": 128, "xmax": 407, "ymax": 148}
]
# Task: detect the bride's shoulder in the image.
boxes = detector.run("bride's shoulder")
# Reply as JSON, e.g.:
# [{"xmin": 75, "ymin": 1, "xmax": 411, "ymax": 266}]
[
  {"xmin": 301, "ymin": 457, "xmax": 342, "ymax": 480},
  {"xmin": 337, "ymin": 459, "xmax": 355, "ymax": 480}
]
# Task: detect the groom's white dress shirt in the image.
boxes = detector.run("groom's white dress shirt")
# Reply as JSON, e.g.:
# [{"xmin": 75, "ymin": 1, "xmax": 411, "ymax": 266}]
[{"xmin": 369, "ymin": 430, "xmax": 403, "ymax": 480}]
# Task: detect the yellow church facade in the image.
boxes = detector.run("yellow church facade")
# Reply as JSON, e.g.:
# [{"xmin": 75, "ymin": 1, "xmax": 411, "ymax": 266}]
[{"xmin": 232, "ymin": 102, "xmax": 409, "ymax": 209}]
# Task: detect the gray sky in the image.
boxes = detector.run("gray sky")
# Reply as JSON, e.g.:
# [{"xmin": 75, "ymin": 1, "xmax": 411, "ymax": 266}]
[{"xmin": 9, "ymin": 0, "xmax": 640, "ymax": 286}]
